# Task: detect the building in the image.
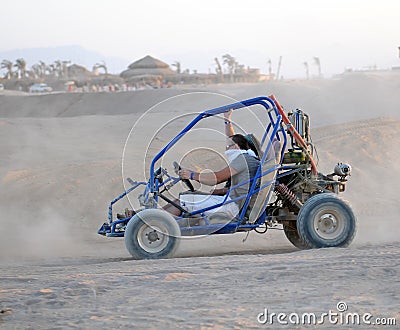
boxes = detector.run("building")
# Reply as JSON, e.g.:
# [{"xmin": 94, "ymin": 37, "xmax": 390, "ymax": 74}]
[{"xmin": 120, "ymin": 55, "xmax": 176, "ymax": 86}]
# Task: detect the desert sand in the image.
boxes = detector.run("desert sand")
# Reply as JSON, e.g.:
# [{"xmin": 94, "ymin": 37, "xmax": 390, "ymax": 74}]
[{"xmin": 0, "ymin": 72, "xmax": 399, "ymax": 328}]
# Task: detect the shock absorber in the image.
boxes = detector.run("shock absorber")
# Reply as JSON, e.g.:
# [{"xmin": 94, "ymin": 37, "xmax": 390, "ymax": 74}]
[{"xmin": 275, "ymin": 183, "xmax": 303, "ymax": 209}]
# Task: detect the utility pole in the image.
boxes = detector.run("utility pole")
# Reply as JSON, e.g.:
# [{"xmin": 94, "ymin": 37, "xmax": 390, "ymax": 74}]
[
  {"xmin": 303, "ymin": 62, "xmax": 309, "ymax": 79},
  {"xmin": 276, "ymin": 56, "xmax": 282, "ymax": 80},
  {"xmin": 267, "ymin": 59, "xmax": 272, "ymax": 79}
]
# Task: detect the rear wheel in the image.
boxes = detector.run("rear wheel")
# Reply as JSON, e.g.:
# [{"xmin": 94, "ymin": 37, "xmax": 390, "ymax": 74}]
[
  {"xmin": 297, "ymin": 193, "xmax": 357, "ymax": 248},
  {"xmin": 283, "ymin": 222, "xmax": 309, "ymax": 250},
  {"xmin": 124, "ymin": 209, "xmax": 181, "ymax": 259}
]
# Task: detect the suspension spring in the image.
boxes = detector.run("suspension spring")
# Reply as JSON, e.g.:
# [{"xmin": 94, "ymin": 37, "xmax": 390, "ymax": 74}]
[{"xmin": 275, "ymin": 183, "xmax": 303, "ymax": 208}]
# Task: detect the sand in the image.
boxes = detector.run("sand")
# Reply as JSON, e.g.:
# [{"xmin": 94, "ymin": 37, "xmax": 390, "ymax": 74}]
[{"xmin": 0, "ymin": 72, "xmax": 399, "ymax": 328}]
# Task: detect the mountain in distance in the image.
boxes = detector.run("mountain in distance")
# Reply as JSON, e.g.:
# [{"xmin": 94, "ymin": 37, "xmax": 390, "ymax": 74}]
[{"xmin": 0, "ymin": 45, "xmax": 130, "ymax": 74}]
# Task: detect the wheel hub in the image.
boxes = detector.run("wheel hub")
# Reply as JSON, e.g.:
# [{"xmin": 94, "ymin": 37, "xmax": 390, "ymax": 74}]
[
  {"xmin": 146, "ymin": 230, "xmax": 159, "ymax": 243},
  {"xmin": 313, "ymin": 210, "xmax": 345, "ymax": 240},
  {"xmin": 137, "ymin": 223, "xmax": 169, "ymax": 253},
  {"xmin": 318, "ymin": 213, "xmax": 338, "ymax": 234}
]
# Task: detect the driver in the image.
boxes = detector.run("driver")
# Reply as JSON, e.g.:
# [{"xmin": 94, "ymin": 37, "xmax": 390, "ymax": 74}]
[{"xmin": 163, "ymin": 133, "xmax": 260, "ymax": 218}]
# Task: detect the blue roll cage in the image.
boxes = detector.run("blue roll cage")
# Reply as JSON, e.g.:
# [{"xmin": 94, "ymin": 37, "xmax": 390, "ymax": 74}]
[{"xmin": 103, "ymin": 96, "xmax": 289, "ymax": 237}]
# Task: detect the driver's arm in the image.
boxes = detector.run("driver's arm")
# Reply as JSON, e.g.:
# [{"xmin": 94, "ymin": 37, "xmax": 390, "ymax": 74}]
[
  {"xmin": 179, "ymin": 166, "xmax": 238, "ymax": 186},
  {"xmin": 224, "ymin": 109, "xmax": 235, "ymax": 136},
  {"xmin": 210, "ymin": 187, "xmax": 228, "ymax": 195}
]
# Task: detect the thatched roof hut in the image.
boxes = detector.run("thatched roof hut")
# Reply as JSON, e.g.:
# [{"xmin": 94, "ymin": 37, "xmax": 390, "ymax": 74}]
[{"xmin": 120, "ymin": 55, "xmax": 175, "ymax": 80}]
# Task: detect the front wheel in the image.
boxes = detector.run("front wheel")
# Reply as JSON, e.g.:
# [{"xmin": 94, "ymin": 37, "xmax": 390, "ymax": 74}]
[
  {"xmin": 124, "ymin": 209, "xmax": 181, "ymax": 259},
  {"xmin": 297, "ymin": 193, "xmax": 357, "ymax": 248}
]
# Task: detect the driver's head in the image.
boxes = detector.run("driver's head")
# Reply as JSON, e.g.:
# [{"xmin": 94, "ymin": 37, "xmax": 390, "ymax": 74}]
[{"xmin": 229, "ymin": 134, "xmax": 249, "ymax": 150}]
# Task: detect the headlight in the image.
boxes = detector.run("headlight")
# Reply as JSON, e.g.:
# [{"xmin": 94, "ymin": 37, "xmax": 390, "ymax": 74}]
[{"xmin": 334, "ymin": 163, "xmax": 352, "ymax": 177}]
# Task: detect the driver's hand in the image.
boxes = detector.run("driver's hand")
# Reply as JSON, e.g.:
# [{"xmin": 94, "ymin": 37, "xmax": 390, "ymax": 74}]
[
  {"xmin": 224, "ymin": 109, "xmax": 233, "ymax": 121},
  {"xmin": 178, "ymin": 168, "xmax": 191, "ymax": 180}
]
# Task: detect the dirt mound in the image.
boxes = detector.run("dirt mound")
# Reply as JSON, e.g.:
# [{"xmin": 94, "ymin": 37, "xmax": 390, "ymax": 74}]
[
  {"xmin": 2, "ymin": 72, "xmax": 399, "ymax": 122},
  {"xmin": 0, "ymin": 88, "xmax": 202, "ymax": 118}
]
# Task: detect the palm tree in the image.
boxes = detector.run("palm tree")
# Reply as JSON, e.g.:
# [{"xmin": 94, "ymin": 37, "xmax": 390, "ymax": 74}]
[
  {"xmin": 14, "ymin": 58, "xmax": 27, "ymax": 79},
  {"xmin": 49, "ymin": 64, "xmax": 56, "ymax": 77},
  {"xmin": 93, "ymin": 61, "xmax": 108, "ymax": 76},
  {"xmin": 172, "ymin": 61, "xmax": 181, "ymax": 74},
  {"xmin": 54, "ymin": 60, "xmax": 63, "ymax": 77},
  {"xmin": 1, "ymin": 60, "xmax": 14, "ymax": 79},
  {"xmin": 222, "ymin": 54, "xmax": 237, "ymax": 82},
  {"xmin": 31, "ymin": 64, "xmax": 41, "ymax": 78},
  {"xmin": 313, "ymin": 57, "xmax": 322, "ymax": 78},
  {"xmin": 39, "ymin": 61, "xmax": 47, "ymax": 77},
  {"xmin": 214, "ymin": 57, "xmax": 223, "ymax": 82},
  {"xmin": 62, "ymin": 60, "xmax": 70, "ymax": 78}
]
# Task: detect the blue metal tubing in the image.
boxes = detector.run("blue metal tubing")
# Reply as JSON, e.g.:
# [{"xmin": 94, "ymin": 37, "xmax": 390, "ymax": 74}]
[
  {"xmin": 180, "ymin": 220, "xmax": 265, "ymax": 236},
  {"xmin": 110, "ymin": 218, "xmax": 130, "ymax": 233},
  {"xmin": 180, "ymin": 223, "xmax": 238, "ymax": 236},
  {"xmin": 239, "ymin": 116, "xmax": 282, "ymax": 219},
  {"xmin": 106, "ymin": 232, "xmax": 124, "ymax": 238},
  {"xmin": 149, "ymin": 96, "xmax": 279, "ymax": 192},
  {"xmin": 276, "ymin": 167, "xmax": 305, "ymax": 180},
  {"xmin": 157, "ymin": 175, "xmax": 180, "ymax": 191},
  {"xmin": 108, "ymin": 181, "xmax": 146, "ymax": 222}
]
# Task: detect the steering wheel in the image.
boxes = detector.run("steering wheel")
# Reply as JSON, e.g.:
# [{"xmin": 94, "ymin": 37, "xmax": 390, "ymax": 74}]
[{"xmin": 173, "ymin": 161, "xmax": 195, "ymax": 192}]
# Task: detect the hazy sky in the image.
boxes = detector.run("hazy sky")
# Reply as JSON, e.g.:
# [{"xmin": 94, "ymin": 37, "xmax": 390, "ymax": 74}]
[{"xmin": 1, "ymin": 0, "xmax": 399, "ymax": 77}]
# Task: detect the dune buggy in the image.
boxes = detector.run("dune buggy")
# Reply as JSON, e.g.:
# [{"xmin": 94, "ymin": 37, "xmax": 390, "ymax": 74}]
[{"xmin": 98, "ymin": 95, "xmax": 356, "ymax": 259}]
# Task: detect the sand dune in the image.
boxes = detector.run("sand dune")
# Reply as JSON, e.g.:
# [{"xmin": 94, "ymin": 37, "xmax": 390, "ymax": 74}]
[{"xmin": 0, "ymin": 73, "xmax": 399, "ymax": 327}]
